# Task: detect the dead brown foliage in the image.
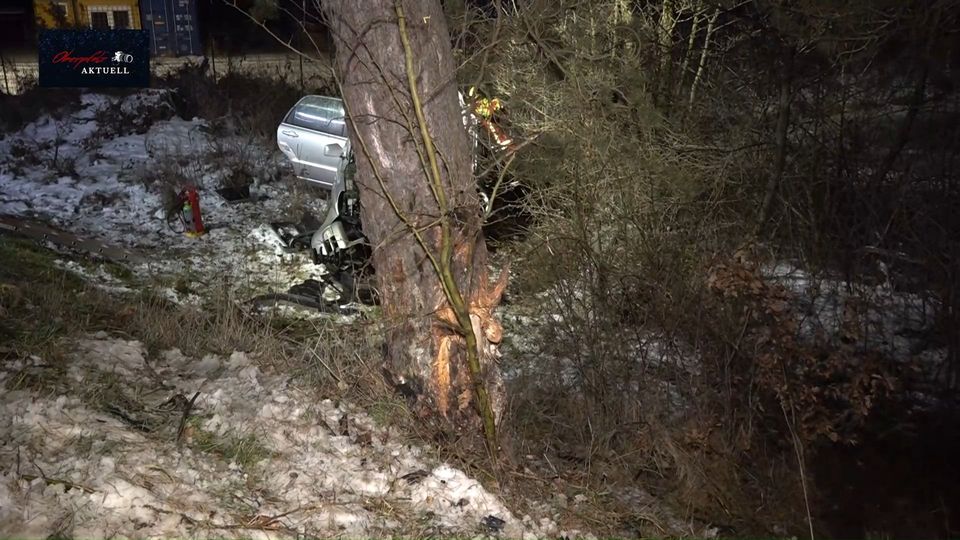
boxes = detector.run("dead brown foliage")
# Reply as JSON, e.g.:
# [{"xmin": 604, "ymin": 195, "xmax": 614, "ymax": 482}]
[{"xmin": 706, "ymin": 249, "xmax": 899, "ymax": 446}]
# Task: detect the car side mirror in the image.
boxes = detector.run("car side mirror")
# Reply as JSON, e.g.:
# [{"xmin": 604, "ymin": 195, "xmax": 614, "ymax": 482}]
[{"xmin": 324, "ymin": 143, "xmax": 344, "ymax": 157}]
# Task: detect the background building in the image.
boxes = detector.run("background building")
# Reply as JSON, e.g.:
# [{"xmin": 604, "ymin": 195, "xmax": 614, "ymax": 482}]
[{"xmin": 34, "ymin": 0, "xmax": 142, "ymax": 30}]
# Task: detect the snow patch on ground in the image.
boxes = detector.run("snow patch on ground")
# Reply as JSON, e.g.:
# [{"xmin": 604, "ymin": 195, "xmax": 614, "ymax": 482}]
[
  {"xmin": 0, "ymin": 335, "xmax": 541, "ymax": 539},
  {"xmin": 0, "ymin": 89, "xmax": 331, "ymax": 306},
  {"xmin": 53, "ymin": 259, "xmax": 133, "ymax": 295},
  {"xmin": 503, "ymin": 262, "xmax": 947, "ymax": 392},
  {"xmin": 765, "ymin": 262, "xmax": 946, "ymax": 374}
]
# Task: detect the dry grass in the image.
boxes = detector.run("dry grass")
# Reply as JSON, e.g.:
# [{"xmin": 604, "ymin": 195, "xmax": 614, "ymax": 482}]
[
  {"xmin": 0, "ymin": 231, "xmax": 400, "ymax": 408},
  {"xmin": 0, "ymin": 236, "xmax": 301, "ymax": 386}
]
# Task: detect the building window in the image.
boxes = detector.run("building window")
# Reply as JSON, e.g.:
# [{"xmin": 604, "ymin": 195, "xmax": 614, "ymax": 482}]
[
  {"xmin": 88, "ymin": 6, "xmax": 132, "ymax": 29},
  {"xmin": 45, "ymin": 1, "xmax": 70, "ymax": 26},
  {"xmin": 52, "ymin": 1, "xmax": 68, "ymax": 20},
  {"xmin": 113, "ymin": 10, "xmax": 129, "ymax": 28},
  {"xmin": 90, "ymin": 11, "xmax": 109, "ymax": 28}
]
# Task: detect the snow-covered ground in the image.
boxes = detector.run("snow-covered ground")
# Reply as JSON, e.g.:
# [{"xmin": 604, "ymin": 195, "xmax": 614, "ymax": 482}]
[
  {"xmin": 7, "ymin": 87, "xmax": 943, "ymax": 540},
  {"xmin": 765, "ymin": 262, "xmax": 946, "ymax": 379},
  {"xmin": 0, "ymin": 334, "xmax": 553, "ymax": 539},
  {"xmin": 0, "ymin": 89, "xmax": 333, "ymax": 306},
  {"xmin": 53, "ymin": 258, "xmax": 134, "ymax": 295},
  {"xmin": 502, "ymin": 261, "xmax": 947, "ymax": 378},
  {"xmin": 0, "ymin": 90, "xmax": 578, "ymax": 539}
]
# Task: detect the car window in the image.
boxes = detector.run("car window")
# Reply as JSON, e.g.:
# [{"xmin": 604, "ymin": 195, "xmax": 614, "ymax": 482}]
[{"xmin": 285, "ymin": 96, "xmax": 347, "ymax": 138}]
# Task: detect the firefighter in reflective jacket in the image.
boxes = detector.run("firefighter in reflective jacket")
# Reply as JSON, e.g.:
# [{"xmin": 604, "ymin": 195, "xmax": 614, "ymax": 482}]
[{"xmin": 468, "ymin": 86, "xmax": 514, "ymax": 149}]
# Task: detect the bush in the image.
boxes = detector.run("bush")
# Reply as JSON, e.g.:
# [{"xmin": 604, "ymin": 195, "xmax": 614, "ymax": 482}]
[
  {"xmin": 0, "ymin": 85, "xmax": 82, "ymax": 133},
  {"xmin": 464, "ymin": 4, "xmax": 859, "ymax": 535},
  {"xmin": 156, "ymin": 60, "xmax": 332, "ymax": 141}
]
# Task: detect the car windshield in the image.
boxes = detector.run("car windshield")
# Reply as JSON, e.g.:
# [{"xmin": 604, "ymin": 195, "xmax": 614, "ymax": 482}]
[{"xmin": 286, "ymin": 96, "xmax": 347, "ymax": 137}]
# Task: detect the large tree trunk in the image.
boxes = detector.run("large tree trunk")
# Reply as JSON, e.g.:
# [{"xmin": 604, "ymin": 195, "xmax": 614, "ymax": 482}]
[{"xmin": 322, "ymin": 0, "xmax": 508, "ymax": 439}]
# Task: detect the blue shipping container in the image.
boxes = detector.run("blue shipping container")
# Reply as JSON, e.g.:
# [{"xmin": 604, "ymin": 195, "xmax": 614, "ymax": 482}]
[{"xmin": 140, "ymin": 0, "xmax": 201, "ymax": 56}]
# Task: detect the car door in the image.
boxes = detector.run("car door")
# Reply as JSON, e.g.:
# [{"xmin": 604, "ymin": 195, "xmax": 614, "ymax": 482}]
[{"xmin": 277, "ymin": 96, "xmax": 348, "ymax": 189}]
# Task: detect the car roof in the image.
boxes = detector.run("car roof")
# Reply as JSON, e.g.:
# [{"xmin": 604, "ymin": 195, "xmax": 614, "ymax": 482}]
[{"xmin": 298, "ymin": 95, "xmax": 344, "ymax": 106}]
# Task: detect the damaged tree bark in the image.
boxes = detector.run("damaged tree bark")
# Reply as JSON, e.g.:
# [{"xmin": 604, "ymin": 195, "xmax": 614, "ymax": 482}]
[{"xmin": 321, "ymin": 0, "xmax": 507, "ymax": 453}]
